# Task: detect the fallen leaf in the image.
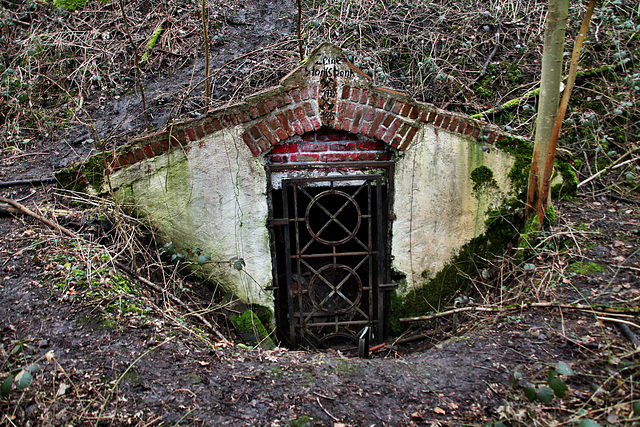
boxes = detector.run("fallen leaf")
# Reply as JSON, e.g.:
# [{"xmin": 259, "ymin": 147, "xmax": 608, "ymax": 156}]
[
  {"xmin": 614, "ymin": 256, "xmax": 626, "ymax": 262},
  {"xmin": 448, "ymin": 402, "xmax": 459, "ymax": 410},
  {"xmin": 56, "ymin": 383, "xmax": 68, "ymax": 397},
  {"xmin": 45, "ymin": 350, "xmax": 55, "ymax": 362},
  {"xmin": 614, "ymin": 240, "xmax": 624, "ymax": 247},
  {"xmin": 433, "ymin": 407, "xmax": 446, "ymax": 415}
]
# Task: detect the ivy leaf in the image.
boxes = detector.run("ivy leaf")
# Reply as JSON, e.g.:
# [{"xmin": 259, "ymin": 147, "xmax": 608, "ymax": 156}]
[
  {"xmin": 1, "ymin": 374, "xmax": 14, "ymax": 397},
  {"xmin": 556, "ymin": 361, "xmax": 574, "ymax": 376},
  {"xmin": 537, "ymin": 386, "xmax": 555, "ymax": 404},
  {"xmin": 509, "ymin": 365, "xmax": 522, "ymax": 390},
  {"xmin": 548, "ymin": 370, "xmax": 568, "ymax": 398},
  {"xmin": 523, "ymin": 384, "xmax": 537, "ymax": 402},
  {"xmin": 25, "ymin": 364, "xmax": 40, "ymax": 374},
  {"xmin": 14, "ymin": 369, "xmax": 33, "ymax": 390},
  {"xmin": 232, "ymin": 258, "xmax": 246, "ymax": 271},
  {"xmin": 197, "ymin": 254, "xmax": 207, "ymax": 265}
]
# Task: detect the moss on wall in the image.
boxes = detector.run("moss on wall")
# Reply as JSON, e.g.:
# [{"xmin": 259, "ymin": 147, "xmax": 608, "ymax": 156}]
[
  {"xmin": 388, "ymin": 200, "xmax": 524, "ymax": 334},
  {"xmin": 470, "ymin": 165, "xmax": 498, "ymax": 193},
  {"xmin": 231, "ymin": 309, "xmax": 276, "ymax": 350},
  {"xmin": 55, "ymin": 151, "xmax": 109, "ymax": 194}
]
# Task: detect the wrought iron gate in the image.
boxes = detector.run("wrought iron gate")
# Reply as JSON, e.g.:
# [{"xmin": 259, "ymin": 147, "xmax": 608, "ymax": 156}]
[{"xmin": 280, "ymin": 175, "xmax": 384, "ymax": 348}]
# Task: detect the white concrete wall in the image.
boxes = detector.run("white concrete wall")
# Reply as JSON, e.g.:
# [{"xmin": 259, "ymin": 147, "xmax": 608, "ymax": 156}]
[
  {"xmin": 392, "ymin": 126, "xmax": 515, "ymax": 288},
  {"xmin": 107, "ymin": 122, "xmax": 515, "ymax": 308},
  {"xmin": 108, "ymin": 128, "xmax": 273, "ymax": 308}
]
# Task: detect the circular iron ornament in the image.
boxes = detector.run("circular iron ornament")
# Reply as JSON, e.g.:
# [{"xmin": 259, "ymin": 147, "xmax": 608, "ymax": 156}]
[
  {"xmin": 305, "ymin": 189, "xmax": 361, "ymax": 245},
  {"xmin": 316, "ymin": 332, "xmax": 358, "ymax": 349},
  {"xmin": 309, "ymin": 264, "xmax": 362, "ymax": 314}
]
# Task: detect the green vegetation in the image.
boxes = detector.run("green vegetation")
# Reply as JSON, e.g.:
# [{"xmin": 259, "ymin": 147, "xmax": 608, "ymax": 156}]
[
  {"xmin": 231, "ymin": 310, "xmax": 275, "ymax": 350},
  {"xmin": 567, "ymin": 261, "xmax": 606, "ymax": 275},
  {"xmin": 470, "ymin": 165, "xmax": 498, "ymax": 193},
  {"xmin": 52, "ymin": 0, "xmax": 88, "ymax": 12}
]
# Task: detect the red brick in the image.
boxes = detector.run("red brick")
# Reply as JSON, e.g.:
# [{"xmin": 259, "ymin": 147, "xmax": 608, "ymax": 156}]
[
  {"xmin": 256, "ymin": 137, "xmax": 270, "ymax": 152},
  {"xmin": 274, "ymin": 128, "xmax": 288, "ymax": 140},
  {"xmin": 161, "ymin": 139, "xmax": 170, "ymax": 151},
  {"xmin": 257, "ymin": 102, "xmax": 269, "ymax": 116},
  {"xmin": 400, "ymin": 103, "xmax": 412, "ymax": 117},
  {"xmin": 266, "ymin": 98, "xmax": 276, "ymax": 111},
  {"xmin": 400, "ymin": 127, "xmax": 419, "ymax": 150},
  {"xmin": 271, "ymin": 143, "xmax": 299, "ymax": 154},
  {"xmin": 211, "ymin": 118, "xmax": 222, "ymax": 130},
  {"xmin": 273, "ymin": 94, "xmax": 285, "ymax": 108},
  {"xmin": 294, "ymin": 107, "xmax": 314, "ymax": 132},
  {"xmin": 384, "ymin": 98, "xmax": 395, "ymax": 111},
  {"xmin": 250, "ymin": 126, "xmax": 261, "ymax": 139},
  {"xmin": 471, "ymin": 127, "xmax": 481, "ymax": 138},
  {"xmin": 117, "ymin": 154, "xmax": 129, "ymax": 167},
  {"xmin": 345, "ymin": 103, "xmax": 356, "ymax": 119},
  {"xmin": 364, "ymin": 107, "xmax": 375, "ymax": 121},
  {"xmin": 350, "ymin": 87, "xmax": 361, "ymax": 102},
  {"xmin": 194, "ymin": 125, "xmax": 205, "ymax": 139},
  {"xmin": 322, "ymin": 153, "xmax": 348, "ymax": 162},
  {"xmin": 236, "ymin": 111, "xmax": 250, "ymax": 123},
  {"xmin": 409, "ymin": 106, "xmax": 420, "ymax": 119},
  {"xmin": 360, "ymin": 90, "xmax": 369, "ymax": 105},
  {"xmin": 447, "ymin": 118, "xmax": 458, "ymax": 132},
  {"xmin": 374, "ymin": 125, "xmax": 387, "ymax": 141},
  {"xmin": 221, "ymin": 115, "xmax": 233, "ymax": 128},
  {"xmin": 266, "ymin": 115, "xmax": 280, "ymax": 131},
  {"xmin": 269, "ymin": 155, "xmax": 288, "ymax": 163},
  {"xmin": 150, "ymin": 140, "xmax": 163, "ymax": 156},
  {"xmin": 382, "ymin": 119, "xmax": 403, "ymax": 144},
  {"xmin": 203, "ymin": 120, "xmax": 214, "ymax": 134},
  {"xmin": 311, "ymin": 117, "xmax": 322, "ymax": 130},
  {"xmin": 229, "ymin": 114, "xmax": 239, "ymax": 126},
  {"xmin": 291, "ymin": 120, "xmax": 304, "ymax": 135},
  {"xmin": 291, "ymin": 88, "xmax": 302, "ymax": 103},
  {"xmin": 375, "ymin": 97, "xmax": 385, "ymax": 109},
  {"xmin": 303, "ymin": 102, "xmax": 314, "ymax": 117},
  {"xmin": 342, "ymin": 118, "xmax": 353, "ymax": 132},
  {"xmin": 392, "ymin": 101, "xmax": 404, "ymax": 114},
  {"xmin": 126, "ymin": 151, "xmax": 137, "ymax": 164},
  {"xmin": 360, "ymin": 122, "xmax": 370, "ymax": 135},
  {"xmin": 301, "ymin": 86, "xmax": 310, "ymax": 100},
  {"xmin": 426, "ymin": 111, "xmax": 436, "ymax": 123},
  {"xmin": 382, "ymin": 114, "xmax": 394, "ymax": 127},
  {"xmin": 369, "ymin": 111, "xmax": 386, "ymax": 138},
  {"xmin": 310, "ymin": 85, "xmax": 318, "ymax": 97},
  {"xmin": 316, "ymin": 132, "xmax": 343, "ymax": 142},
  {"xmin": 135, "ymin": 147, "xmax": 146, "ymax": 161},
  {"xmin": 176, "ymin": 130, "xmax": 188, "ymax": 145},
  {"xmin": 284, "ymin": 92, "xmax": 294, "ymax": 104},
  {"xmin": 292, "ymin": 153, "xmax": 318, "ymax": 162},
  {"xmin": 349, "ymin": 152, "xmax": 375, "ymax": 161},
  {"xmin": 341, "ymin": 86, "xmax": 351, "ymax": 99},
  {"xmin": 257, "ymin": 121, "xmax": 278, "ymax": 146},
  {"xmin": 330, "ymin": 142, "xmax": 356, "ymax": 151},
  {"xmin": 418, "ymin": 110, "xmax": 428, "ymax": 122},
  {"xmin": 276, "ymin": 112, "xmax": 295, "ymax": 137},
  {"xmin": 376, "ymin": 152, "xmax": 392, "ymax": 161},
  {"xmin": 243, "ymin": 133, "xmax": 261, "ymax": 156},
  {"xmin": 302, "ymin": 133, "xmax": 315, "ymax": 142},
  {"xmin": 487, "ymin": 132, "xmax": 497, "ymax": 144},
  {"xmin": 186, "ymin": 128, "xmax": 197, "ymax": 141},
  {"xmin": 441, "ymin": 116, "xmax": 451, "ymax": 129},
  {"xmin": 434, "ymin": 114, "xmax": 444, "ymax": 127},
  {"xmin": 358, "ymin": 140, "xmax": 386, "ymax": 151},
  {"xmin": 301, "ymin": 143, "xmax": 327, "ymax": 152},
  {"xmin": 391, "ymin": 136, "xmax": 402, "ymax": 149},
  {"xmin": 249, "ymin": 106, "xmax": 259, "ymax": 119}
]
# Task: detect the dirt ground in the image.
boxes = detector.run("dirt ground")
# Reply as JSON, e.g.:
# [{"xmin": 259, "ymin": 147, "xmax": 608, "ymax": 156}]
[{"xmin": 1, "ymin": 0, "xmax": 640, "ymax": 425}]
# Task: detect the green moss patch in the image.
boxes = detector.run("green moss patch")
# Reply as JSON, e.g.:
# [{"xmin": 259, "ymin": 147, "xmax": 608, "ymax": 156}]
[
  {"xmin": 470, "ymin": 165, "xmax": 498, "ymax": 193},
  {"xmin": 231, "ymin": 309, "xmax": 275, "ymax": 350},
  {"xmin": 568, "ymin": 261, "xmax": 606, "ymax": 275}
]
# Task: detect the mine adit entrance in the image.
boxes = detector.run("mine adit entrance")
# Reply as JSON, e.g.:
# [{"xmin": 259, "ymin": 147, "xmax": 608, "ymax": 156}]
[{"xmin": 267, "ymin": 130, "xmax": 396, "ymax": 349}]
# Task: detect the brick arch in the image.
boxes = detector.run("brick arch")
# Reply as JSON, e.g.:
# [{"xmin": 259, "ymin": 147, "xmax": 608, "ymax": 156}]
[
  {"xmin": 265, "ymin": 130, "xmax": 393, "ymax": 165},
  {"xmin": 240, "ymin": 85, "xmax": 424, "ymax": 157}
]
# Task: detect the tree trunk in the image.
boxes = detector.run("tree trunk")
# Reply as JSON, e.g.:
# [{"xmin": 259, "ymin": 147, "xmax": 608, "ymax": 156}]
[{"xmin": 525, "ymin": 0, "xmax": 570, "ymax": 225}]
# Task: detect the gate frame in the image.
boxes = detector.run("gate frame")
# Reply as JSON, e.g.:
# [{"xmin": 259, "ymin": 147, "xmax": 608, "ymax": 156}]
[{"xmin": 267, "ymin": 161, "xmax": 395, "ymax": 348}]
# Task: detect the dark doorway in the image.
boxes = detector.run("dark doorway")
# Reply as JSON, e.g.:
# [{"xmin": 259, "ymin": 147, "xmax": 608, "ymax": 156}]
[{"xmin": 269, "ymin": 169, "xmax": 393, "ymax": 348}]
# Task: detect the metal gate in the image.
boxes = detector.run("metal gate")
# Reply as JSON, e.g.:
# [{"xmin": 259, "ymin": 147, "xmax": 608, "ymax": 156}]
[{"xmin": 279, "ymin": 175, "xmax": 384, "ymax": 348}]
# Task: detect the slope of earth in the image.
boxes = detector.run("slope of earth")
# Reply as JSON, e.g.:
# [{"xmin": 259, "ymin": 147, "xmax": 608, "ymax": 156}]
[{"xmin": 1, "ymin": 191, "xmax": 638, "ymax": 426}]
